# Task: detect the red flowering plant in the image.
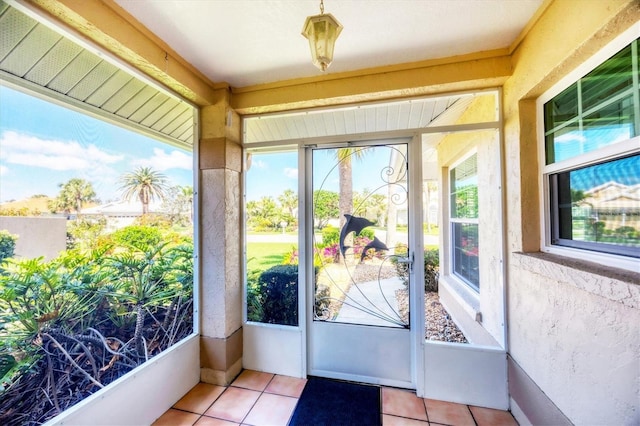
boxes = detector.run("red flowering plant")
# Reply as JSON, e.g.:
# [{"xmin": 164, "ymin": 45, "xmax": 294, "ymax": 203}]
[{"xmin": 460, "ymin": 237, "xmax": 479, "ymax": 257}]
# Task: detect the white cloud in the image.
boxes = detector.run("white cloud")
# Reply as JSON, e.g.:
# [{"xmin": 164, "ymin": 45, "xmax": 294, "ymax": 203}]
[
  {"xmin": 283, "ymin": 167, "xmax": 298, "ymax": 179},
  {"xmin": 131, "ymin": 148, "xmax": 192, "ymax": 171},
  {"xmin": 0, "ymin": 130, "xmax": 123, "ymax": 170},
  {"xmin": 0, "ymin": 165, "xmax": 7, "ymax": 176},
  {"xmin": 253, "ymin": 159, "xmax": 268, "ymax": 169}
]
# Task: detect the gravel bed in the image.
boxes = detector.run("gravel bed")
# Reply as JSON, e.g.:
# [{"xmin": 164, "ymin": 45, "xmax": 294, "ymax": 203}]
[{"xmin": 397, "ymin": 288, "xmax": 468, "ymax": 343}]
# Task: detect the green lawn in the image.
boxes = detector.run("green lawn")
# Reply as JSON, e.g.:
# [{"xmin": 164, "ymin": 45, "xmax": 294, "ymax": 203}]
[{"xmin": 246, "ymin": 242, "xmax": 297, "ymax": 271}]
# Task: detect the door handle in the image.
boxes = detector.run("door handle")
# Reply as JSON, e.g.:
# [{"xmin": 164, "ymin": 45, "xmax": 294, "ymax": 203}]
[{"xmin": 396, "ymin": 253, "xmax": 414, "ymax": 272}]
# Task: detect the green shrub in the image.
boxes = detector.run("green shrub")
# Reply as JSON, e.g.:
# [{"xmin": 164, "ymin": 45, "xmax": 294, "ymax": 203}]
[
  {"xmin": 133, "ymin": 214, "xmax": 172, "ymax": 228},
  {"xmin": 111, "ymin": 225, "xmax": 162, "ymax": 250},
  {"xmin": 615, "ymin": 226, "xmax": 637, "ymax": 240},
  {"xmin": 256, "ymin": 264, "xmax": 299, "ymax": 326},
  {"xmin": 0, "ymin": 230, "xmax": 17, "ymax": 263},
  {"xmin": 357, "ymin": 227, "xmax": 375, "ymax": 240},
  {"xmin": 67, "ymin": 216, "xmax": 107, "ymax": 251},
  {"xmin": 393, "ymin": 244, "xmax": 439, "ymax": 292},
  {"xmin": 423, "ymin": 248, "xmax": 440, "ymax": 292},
  {"xmin": 321, "ymin": 225, "xmax": 339, "ymax": 247},
  {"xmin": 246, "ymin": 268, "xmax": 264, "ymax": 322}
]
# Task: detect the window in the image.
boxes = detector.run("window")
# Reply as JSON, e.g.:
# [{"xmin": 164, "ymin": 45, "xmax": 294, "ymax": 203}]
[
  {"xmin": 0, "ymin": 85, "xmax": 195, "ymax": 424},
  {"xmin": 244, "ymin": 150, "xmax": 299, "ymax": 326},
  {"xmin": 450, "ymin": 153, "xmax": 479, "ymax": 290},
  {"xmin": 542, "ymin": 38, "xmax": 639, "ymax": 264}
]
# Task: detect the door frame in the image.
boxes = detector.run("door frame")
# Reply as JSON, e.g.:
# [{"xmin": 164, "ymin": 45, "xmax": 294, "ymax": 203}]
[{"xmin": 301, "ymin": 136, "xmax": 425, "ymax": 389}]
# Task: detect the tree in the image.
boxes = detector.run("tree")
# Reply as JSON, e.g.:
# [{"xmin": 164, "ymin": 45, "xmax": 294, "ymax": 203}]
[
  {"xmin": 180, "ymin": 186, "xmax": 194, "ymax": 223},
  {"xmin": 336, "ymin": 148, "xmax": 367, "ymax": 259},
  {"xmin": 246, "ymin": 196, "xmax": 280, "ymax": 230},
  {"xmin": 278, "ymin": 189, "xmax": 297, "ymax": 226},
  {"xmin": 313, "ymin": 190, "xmax": 339, "ymax": 228},
  {"xmin": 162, "ymin": 185, "xmax": 194, "ymax": 225},
  {"xmin": 49, "ymin": 178, "xmax": 97, "ymax": 215},
  {"xmin": 119, "ymin": 167, "xmax": 169, "ymax": 215}
]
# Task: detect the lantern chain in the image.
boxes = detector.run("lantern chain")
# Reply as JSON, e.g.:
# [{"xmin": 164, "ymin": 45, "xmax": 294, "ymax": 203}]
[{"xmin": 319, "ymin": 0, "xmax": 324, "ymax": 14}]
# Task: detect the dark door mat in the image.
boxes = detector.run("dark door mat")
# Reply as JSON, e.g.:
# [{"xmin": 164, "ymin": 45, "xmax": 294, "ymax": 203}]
[{"xmin": 289, "ymin": 376, "xmax": 381, "ymax": 426}]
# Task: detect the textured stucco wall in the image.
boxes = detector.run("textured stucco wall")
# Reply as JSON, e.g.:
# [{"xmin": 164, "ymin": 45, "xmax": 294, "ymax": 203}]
[
  {"xmin": 510, "ymin": 254, "xmax": 639, "ymax": 424},
  {"xmin": 502, "ymin": 0, "xmax": 640, "ymax": 424},
  {"xmin": 200, "ymin": 168, "xmax": 241, "ymax": 339}
]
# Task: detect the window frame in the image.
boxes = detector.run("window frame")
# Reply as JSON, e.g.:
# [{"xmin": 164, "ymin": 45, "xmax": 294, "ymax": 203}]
[
  {"xmin": 538, "ymin": 27, "xmax": 640, "ymax": 272},
  {"xmin": 448, "ymin": 150, "xmax": 480, "ymax": 292}
]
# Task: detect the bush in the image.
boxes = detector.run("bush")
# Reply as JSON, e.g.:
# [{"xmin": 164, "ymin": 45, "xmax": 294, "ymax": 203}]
[
  {"xmin": 357, "ymin": 227, "xmax": 375, "ymax": 240},
  {"xmin": 256, "ymin": 264, "xmax": 299, "ymax": 326},
  {"xmin": 393, "ymin": 244, "xmax": 439, "ymax": 292},
  {"xmin": 134, "ymin": 214, "xmax": 172, "ymax": 228},
  {"xmin": 111, "ymin": 225, "xmax": 162, "ymax": 250},
  {"xmin": 246, "ymin": 268, "xmax": 264, "ymax": 322},
  {"xmin": 0, "ymin": 230, "xmax": 17, "ymax": 263},
  {"xmin": 66, "ymin": 216, "xmax": 107, "ymax": 251},
  {"xmin": 423, "ymin": 248, "xmax": 440, "ymax": 292},
  {"xmin": 321, "ymin": 225, "xmax": 339, "ymax": 247}
]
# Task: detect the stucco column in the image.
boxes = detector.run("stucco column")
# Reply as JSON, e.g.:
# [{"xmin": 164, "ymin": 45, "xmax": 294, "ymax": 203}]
[{"xmin": 198, "ymin": 89, "xmax": 243, "ymax": 385}]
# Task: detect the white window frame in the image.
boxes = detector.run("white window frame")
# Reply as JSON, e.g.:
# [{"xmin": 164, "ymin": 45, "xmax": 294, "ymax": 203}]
[
  {"xmin": 537, "ymin": 26, "xmax": 640, "ymax": 273},
  {"xmin": 448, "ymin": 149, "xmax": 480, "ymax": 292}
]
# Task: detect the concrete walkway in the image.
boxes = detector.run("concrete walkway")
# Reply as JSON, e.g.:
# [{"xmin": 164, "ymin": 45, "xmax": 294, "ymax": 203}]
[{"xmin": 335, "ymin": 277, "xmax": 406, "ymax": 327}]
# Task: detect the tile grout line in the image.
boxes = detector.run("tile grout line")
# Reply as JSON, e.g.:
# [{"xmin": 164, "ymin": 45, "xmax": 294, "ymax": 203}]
[
  {"xmin": 467, "ymin": 404, "xmax": 479, "ymax": 426},
  {"xmin": 237, "ymin": 373, "xmax": 276, "ymax": 426}
]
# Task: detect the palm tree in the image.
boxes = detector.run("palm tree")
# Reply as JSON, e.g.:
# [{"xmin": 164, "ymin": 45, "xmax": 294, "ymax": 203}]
[
  {"xmin": 180, "ymin": 185, "xmax": 194, "ymax": 223},
  {"xmin": 49, "ymin": 178, "xmax": 97, "ymax": 215},
  {"xmin": 336, "ymin": 148, "xmax": 367, "ymax": 260},
  {"xmin": 278, "ymin": 189, "xmax": 297, "ymax": 225},
  {"xmin": 119, "ymin": 167, "xmax": 169, "ymax": 215}
]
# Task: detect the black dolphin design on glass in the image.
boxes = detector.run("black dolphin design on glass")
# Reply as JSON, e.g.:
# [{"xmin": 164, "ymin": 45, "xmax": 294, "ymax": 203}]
[
  {"xmin": 339, "ymin": 214, "xmax": 374, "ymax": 256},
  {"xmin": 360, "ymin": 236, "xmax": 389, "ymax": 263},
  {"xmin": 339, "ymin": 214, "xmax": 388, "ymax": 262}
]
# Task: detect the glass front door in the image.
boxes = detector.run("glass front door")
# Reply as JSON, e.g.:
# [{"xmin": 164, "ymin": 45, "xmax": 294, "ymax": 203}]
[{"xmin": 307, "ymin": 141, "xmax": 415, "ymax": 387}]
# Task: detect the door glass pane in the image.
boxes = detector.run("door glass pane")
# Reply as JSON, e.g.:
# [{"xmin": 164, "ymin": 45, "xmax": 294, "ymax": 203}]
[
  {"xmin": 245, "ymin": 151, "xmax": 299, "ymax": 326},
  {"xmin": 312, "ymin": 144, "xmax": 409, "ymax": 328}
]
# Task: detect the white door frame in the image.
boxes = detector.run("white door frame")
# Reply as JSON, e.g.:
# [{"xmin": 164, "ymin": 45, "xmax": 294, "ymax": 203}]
[{"xmin": 302, "ymin": 136, "xmax": 424, "ymax": 389}]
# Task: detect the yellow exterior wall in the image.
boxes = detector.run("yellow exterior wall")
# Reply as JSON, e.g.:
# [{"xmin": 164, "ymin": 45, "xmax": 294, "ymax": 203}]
[
  {"xmin": 502, "ymin": 1, "xmax": 639, "ymax": 424},
  {"xmin": 231, "ymin": 52, "xmax": 511, "ymax": 114},
  {"xmin": 504, "ymin": 0, "xmax": 638, "ymax": 253}
]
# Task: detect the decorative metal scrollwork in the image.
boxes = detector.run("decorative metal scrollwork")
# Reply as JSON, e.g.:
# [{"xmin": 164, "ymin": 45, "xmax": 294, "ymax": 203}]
[{"xmin": 312, "ymin": 144, "xmax": 410, "ymax": 328}]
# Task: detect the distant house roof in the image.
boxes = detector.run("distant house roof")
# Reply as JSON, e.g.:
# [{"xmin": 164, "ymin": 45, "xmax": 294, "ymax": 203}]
[
  {"xmin": 83, "ymin": 200, "xmax": 164, "ymax": 217},
  {"xmin": 583, "ymin": 182, "xmax": 640, "ymax": 211}
]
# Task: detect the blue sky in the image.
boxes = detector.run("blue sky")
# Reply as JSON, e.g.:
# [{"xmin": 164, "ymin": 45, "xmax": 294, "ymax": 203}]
[
  {"xmin": 0, "ymin": 85, "xmax": 193, "ymax": 203},
  {"xmin": 246, "ymin": 146, "xmax": 402, "ymax": 202}
]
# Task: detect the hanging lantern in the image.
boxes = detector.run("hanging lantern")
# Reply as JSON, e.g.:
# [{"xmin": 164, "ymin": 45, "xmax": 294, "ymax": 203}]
[{"xmin": 301, "ymin": 0, "xmax": 343, "ymax": 71}]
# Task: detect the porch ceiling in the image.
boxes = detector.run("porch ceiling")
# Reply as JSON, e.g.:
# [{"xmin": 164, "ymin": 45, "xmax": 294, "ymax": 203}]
[
  {"xmin": 243, "ymin": 93, "xmax": 476, "ymax": 145},
  {"xmin": 0, "ymin": 1, "xmax": 195, "ymax": 149},
  {"xmin": 113, "ymin": 0, "xmax": 544, "ymax": 88}
]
